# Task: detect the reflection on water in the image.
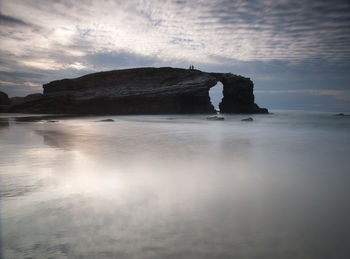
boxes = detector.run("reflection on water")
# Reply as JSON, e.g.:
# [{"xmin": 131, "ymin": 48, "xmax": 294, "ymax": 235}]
[{"xmin": 0, "ymin": 112, "xmax": 350, "ymax": 258}]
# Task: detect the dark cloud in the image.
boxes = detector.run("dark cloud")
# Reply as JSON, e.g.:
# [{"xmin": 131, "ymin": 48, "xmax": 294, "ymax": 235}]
[
  {"xmin": 0, "ymin": 71, "xmax": 43, "ymax": 82},
  {"xmin": 199, "ymin": 0, "xmax": 350, "ymax": 63},
  {"xmin": 0, "ymin": 12, "xmax": 30, "ymax": 27}
]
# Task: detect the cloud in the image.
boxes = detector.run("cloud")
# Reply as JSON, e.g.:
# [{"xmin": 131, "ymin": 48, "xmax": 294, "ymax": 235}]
[
  {"xmin": 256, "ymin": 89, "xmax": 350, "ymax": 102},
  {"xmin": 0, "ymin": 80, "xmax": 41, "ymax": 88},
  {"xmin": 83, "ymin": 50, "xmax": 163, "ymax": 70},
  {"xmin": 0, "ymin": 80, "xmax": 21, "ymax": 86},
  {"xmin": 2, "ymin": 0, "xmax": 349, "ymax": 65},
  {"xmin": 0, "ymin": 0, "xmax": 349, "ymax": 108},
  {"xmin": 0, "ymin": 79, "xmax": 43, "ymax": 97},
  {"xmin": 0, "ymin": 12, "xmax": 30, "ymax": 27},
  {"xmin": 68, "ymin": 62, "xmax": 87, "ymax": 70},
  {"xmin": 255, "ymin": 89, "xmax": 350, "ymax": 111}
]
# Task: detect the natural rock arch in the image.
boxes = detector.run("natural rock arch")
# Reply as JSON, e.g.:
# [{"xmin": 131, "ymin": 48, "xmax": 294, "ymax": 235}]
[
  {"xmin": 206, "ymin": 73, "xmax": 267, "ymax": 114},
  {"xmin": 209, "ymin": 81, "xmax": 223, "ymax": 111},
  {"xmin": 8, "ymin": 67, "xmax": 268, "ymax": 114}
]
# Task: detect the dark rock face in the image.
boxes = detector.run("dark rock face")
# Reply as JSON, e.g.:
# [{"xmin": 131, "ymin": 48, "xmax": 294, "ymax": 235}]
[
  {"xmin": 0, "ymin": 91, "xmax": 10, "ymax": 105},
  {"xmin": 7, "ymin": 93, "xmax": 44, "ymax": 113},
  {"xmin": 0, "ymin": 91, "xmax": 11, "ymax": 112},
  {"xmin": 9, "ymin": 67, "xmax": 268, "ymax": 114},
  {"xmin": 10, "ymin": 93, "xmax": 43, "ymax": 106},
  {"xmin": 217, "ymin": 74, "xmax": 267, "ymax": 114}
]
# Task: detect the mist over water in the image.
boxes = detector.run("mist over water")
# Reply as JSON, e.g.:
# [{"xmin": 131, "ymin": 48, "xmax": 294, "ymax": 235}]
[{"xmin": 0, "ymin": 111, "xmax": 350, "ymax": 258}]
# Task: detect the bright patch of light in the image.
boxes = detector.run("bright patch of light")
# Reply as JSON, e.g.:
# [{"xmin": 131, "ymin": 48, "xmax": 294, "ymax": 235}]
[{"xmin": 68, "ymin": 62, "xmax": 87, "ymax": 70}]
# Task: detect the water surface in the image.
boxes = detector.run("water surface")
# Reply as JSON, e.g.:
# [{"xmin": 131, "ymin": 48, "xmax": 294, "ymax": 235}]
[{"xmin": 1, "ymin": 111, "xmax": 350, "ymax": 258}]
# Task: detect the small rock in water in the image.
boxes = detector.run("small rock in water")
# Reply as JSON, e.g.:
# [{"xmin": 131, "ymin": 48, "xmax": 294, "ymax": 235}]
[
  {"xmin": 207, "ymin": 115, "xmax": 224, "ymax": 121},
  {"xmin": 241, "ymin": 117, "xmax": 253, "ymax": 121},
  {"xmin": 98, "ymin": 119, "xmax": 115, "ymax": 122}
]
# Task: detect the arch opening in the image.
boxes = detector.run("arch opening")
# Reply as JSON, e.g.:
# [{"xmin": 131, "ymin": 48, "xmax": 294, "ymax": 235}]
[{"xmin": 209, "ymin": 81, "xmax": 223, "ymax": 112}]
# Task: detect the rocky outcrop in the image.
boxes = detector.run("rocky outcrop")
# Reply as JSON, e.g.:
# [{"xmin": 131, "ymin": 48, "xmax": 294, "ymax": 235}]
[
  {"xmin": 9, "ymin": 67, "xmax": 268, "ymax": 114},
  {"xmin": 2, "ymin": 93, "xmax": 43, "ymax": 113},
  {"xmin": 10, "ymin": 93, "xmax": 43, "ymax": 106},
  {"xmin": 0, "ymin": 92, "xmax": 44, "ymax": 112},
  {"xmin": 217, "ymin": 74, "xmax": 268, "ymax": 114},
  {"xmin": 0, "ymin": 91, "xmax": 10, "ymax": 105},
  {"xmin": 0, "ymin": 91, "xmax": 11, "ymax": 112}
]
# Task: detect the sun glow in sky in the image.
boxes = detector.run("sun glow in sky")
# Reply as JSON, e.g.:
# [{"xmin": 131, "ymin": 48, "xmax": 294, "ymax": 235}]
[{"xmin": 0, "ymin": 0, "xmax": 350, "ymax": 110}]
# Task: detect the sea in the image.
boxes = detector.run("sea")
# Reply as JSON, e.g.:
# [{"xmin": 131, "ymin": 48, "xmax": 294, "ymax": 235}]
[{"xmin": 0, "ymin": 111, "xmax": 349, "ymax": 258}]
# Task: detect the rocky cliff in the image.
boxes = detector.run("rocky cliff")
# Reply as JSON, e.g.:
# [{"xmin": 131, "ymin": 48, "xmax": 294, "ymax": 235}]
[
  {"xmin": 8, "ymin": 67, "xmax": 268, "ymax": 114},
  {"xmin": 0, "ymin": 91, "xmax": 11, "ymax": 112}
]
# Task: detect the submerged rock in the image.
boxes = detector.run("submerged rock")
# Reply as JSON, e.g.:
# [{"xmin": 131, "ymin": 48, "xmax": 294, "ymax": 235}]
[
  {"xmin": 241, "ymin": 117, "xmax": 253, "ymax": 121},
  {"xmin": 8, "ymin": 67, "xmax": 268, "ymax": 115},
  {"xmin": 97, "ymin": 119, "xmax": 115, "ymax": 122},
  {"xmin": 207, "ymin": 115, "xmax": 225, "ymax": 120}
]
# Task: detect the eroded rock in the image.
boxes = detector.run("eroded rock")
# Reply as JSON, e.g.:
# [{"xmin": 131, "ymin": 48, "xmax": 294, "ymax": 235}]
[
  {"xmin": 8, "ymin": 67, "xmax": 268, "ymax": 114},
  {"xmin": 0, "ymin": 91, "xmax": 10, "ymax": 105},
  {"xmin": 0, "ymin": 91, "xmax": 11, "ymax": 112}
]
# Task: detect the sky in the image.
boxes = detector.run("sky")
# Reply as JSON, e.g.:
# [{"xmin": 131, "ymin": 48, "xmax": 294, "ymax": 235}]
[{"xmin": 0, "ymin": 0, "xmax": 350, "ymax": 111}]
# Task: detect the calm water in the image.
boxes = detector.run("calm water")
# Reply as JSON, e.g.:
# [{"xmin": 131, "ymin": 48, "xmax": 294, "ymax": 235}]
[{"xmin": 0, "ymin": 111, "xmax": 349, "ymax": 258}]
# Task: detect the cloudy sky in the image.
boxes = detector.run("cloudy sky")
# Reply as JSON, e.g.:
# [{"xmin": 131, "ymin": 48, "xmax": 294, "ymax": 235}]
[{"xmin": 0, "ymin": 0, "xmax": 350, "ymax": 110}]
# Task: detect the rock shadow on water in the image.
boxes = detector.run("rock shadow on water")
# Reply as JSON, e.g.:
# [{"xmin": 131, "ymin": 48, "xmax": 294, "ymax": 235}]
[
  {"xmin": 0, "ymin": 118, "xmax": 9, "ymax": 127},
  {"xmin": 35, "ymin": 129, "xmax": 80, "ymax": 151}
]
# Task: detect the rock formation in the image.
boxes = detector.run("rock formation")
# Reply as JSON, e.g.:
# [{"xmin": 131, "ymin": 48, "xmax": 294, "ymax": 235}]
[
  {"xmin": 10, "ymin": 93, "xmax": 43, "ymax": 106},
  {"xmin": 0, "ymin": 91, "xmax": 11, "ymax": 112},
  {"xmin": 8, "ymin": 67, "xmax": 268, "ymax": 114},
  {"xmin": 0, "ymin": 91, "xmax": 10, "ymax": 105}
]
